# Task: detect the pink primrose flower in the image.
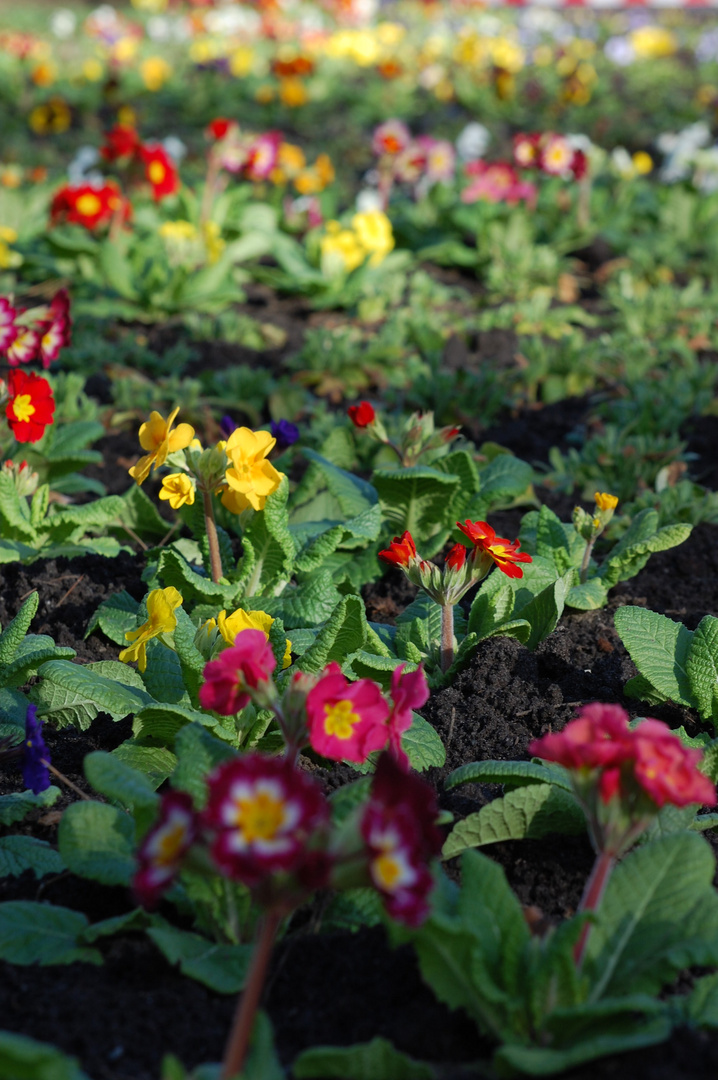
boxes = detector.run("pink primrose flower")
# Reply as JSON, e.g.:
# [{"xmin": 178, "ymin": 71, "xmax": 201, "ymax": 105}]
[
  {"xmin": 0, "ymin": 298, "xmax": 18, "ymax": 353},
  {"xmin": 632, "ymin": 720, "xmax": 716, "ymax": 808},
  {"xmin": 461, "ymin": 161, "xmax": 537, "ymax": 207},
  {"xmin": 199, "ymin": 628, "xmax": 277, "ymax": 715},
  {"xmin": 202, "ymin": 753, "xmax": 329, "ymax": 886},
  {"xmin": 305, "ymin": 661, "xmax": 390, "ymax": 763},
  {"xmin": 387, "ymin": 663, "xmax": 429, "ymax": 766},
  {"xmin": 372, "ymin": 119, "xmax": 411, "ymax": 158}
]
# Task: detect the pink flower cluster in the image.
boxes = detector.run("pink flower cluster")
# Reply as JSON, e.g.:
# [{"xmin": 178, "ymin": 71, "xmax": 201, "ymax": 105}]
[
  {"xmin": 207, "ymin": 119, "xmax": 282, "ymax": 182},
  {"xmin": 461, "ymin": 160, "xmax": 537, "ymax": 207},
  {"xmin": 198, "ymin": 627, "xmax": 429, "ymax": 769},
  {"xmin": 529, "ymin": 703, "xmax": 716, "ymax": 810},
  {"xmin": 133, "ymin": 749, "xmax": 442, "ymax": 927},
  {"xmin": 372, "ymin": 120, "xmax": 456, "ymax": 194},
  {"xmin": 513, "ymin": 132, "xmax": 587, "ymax": 181},
  {"xmin": 0, "ymin": 291, "xmax": 71, "ymax": 369}
]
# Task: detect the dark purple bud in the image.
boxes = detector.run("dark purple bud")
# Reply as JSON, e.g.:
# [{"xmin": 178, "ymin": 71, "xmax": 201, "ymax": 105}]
[
  {"xmin": 219, "ymin": 415, "xmax": 237, "ymax": 439},
  {"xmin": 22, "ymin": 704, "xmax": 50, "ymax": 794},
  {"xmin": 270, "ymin": 419, "xmax": 300, "ymax": 451}
]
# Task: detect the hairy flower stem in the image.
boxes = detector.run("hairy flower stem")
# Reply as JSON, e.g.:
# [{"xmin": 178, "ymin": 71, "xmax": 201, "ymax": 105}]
[
  {"xmin": 573, "ymin": 849, "xmax": 616, "ymax": 968},
  {"xmin": 579, "ymin": 537, "xmax": 596, "ymax": 584},
  {"xmin": 441, "ymin": 603, "xmax": 454, "ymax": 673},
  {"xmin": 221, "ymin": 909, "xmax": 282, "ymax": 1080},
  {"xmin": 201, "ymin": 488, "xmax": 223, "ymax": 584}
]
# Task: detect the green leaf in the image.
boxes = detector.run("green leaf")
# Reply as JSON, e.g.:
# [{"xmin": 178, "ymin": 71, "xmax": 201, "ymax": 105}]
[
  {"xmin": 601, "ymin": 521, "xmax": 692, "ymax": 588},
  {"xmin": 237, "ymin": 477, "xmax": 296, "ymax": 597},
  {"xmin": 155, "ymin": 548, "xmax": 237, "ymax": 607},
  {"xmin": 147, "ymin": 925, "xmax": 252, "ymax": 994},
  {"xmin": 614, "ymin": 607, "xmax": 694, "ymax": 707},
  {"xmin": 141, "ymin": 638, "xmax": 189, "ymax": 705},
  {"xmin": 402, "ymin": 714, "xmax": 445, "ymax": 771},
  {"xmin": 0, "ymin": 786, "xmax": 60, "ymax": 825},
  {"xmin": 291, "ymin": 451, "xmax": 377, "ymax": 528},
  {"xmin": 0, "ymin": 836, "xmax": 65, "ymax": 878},
  {"xmin": 293, "ymin": 1038, "xmax": 435, "ymax": 1080},
  {"xmin": 57, "ymin": 801, "xmax": 136, "ymax": 886},
  {"xmin": 373, "ymin": 466, "xmax": 459, "ymax": 547},
  {"xmin": 110, "ymin": 742, "xmax": 177, "ymax": 789},
  {"xmin": 80, "ymin": 907, "xmax": 157, "ymax": 943},
  {"xmin": 298, "ymin": 595, "xmax": 367, "ymax": 674},
  {"xmin": 682, "ymin": 971, "xmax": 718, "ymax": 1028},
  {"xmin": 172, "ymin": 723, "xmax": 236, "ymax": 807},
  {"xmin": 0, "ymin": 1031, "xmax": 91, "ymax": 1080},
  {"xmin": 85, "ymin": 591, "xmax": 140, "ymax": 645},
  {"xmin": 133, "ymin": 702, "xmax": 228, "ymax": 746},
  {"xmin": 2, "ymin": 637, "xmax": 75, "ymax": 689},
  {"xmin": 83, "ymin": 751, "xmax": 159, "ymax": 814},
  {"xmin": 260, "ymin": 571, "xmax": 342, "ymax": 630},
  {"xmin": 535, "ymin": 505, "xmax": 573, "ymax": 574},
  {"xmin": 445, "ymin": 759, "xmax": 572, "ymax": 793},
  {"xmin": 514, "ymin": 573, "xmax": 572, "ymax": 651},
  {"xmin": 0, "ymin": 592, "xmax": 39, "ymax": 666},
  {"xmin": 319, "ymin": 887, "xmax": 383, "ymax": 933},
  {"xmin": 585, "ymin": 832, "xmax": 718, "ymax": 1000},
  {"xmin": 0, "ymin": 471, "xmax": 37, "ymax": 543},
  {"xmin": 0, "ymin": 901, "xmax": 101, "ymax": 965},
  {"xmin": 443, "ymin": 784, "xmax": 584, "ymax": 859},
  {"xmin": 566, "ymin": 578, "xmax": 609, "ymax": 610},
  {"xmin": 32, "ymin": 659, "xmax": 153, "ymax": 729},
  {"xmin": 115, "ymin": 484, "xmax": 170, "ymax": 540},
  {"xmin": 686, "ymin": 615, "xmax": 718, "ymax": 722}
]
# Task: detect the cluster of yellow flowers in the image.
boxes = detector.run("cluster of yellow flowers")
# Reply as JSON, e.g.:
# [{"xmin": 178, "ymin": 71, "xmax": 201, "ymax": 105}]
[
  {"xmin": 128, "ymin": 407, "xmax": 285, "ymax": 517},
  {"xmin": 270, "ymin": 143, "xmax": 335, "ymax": 195},
  {"xmin": 0, "ymin": 227, "xmax": 21, "ymax": 271},
  {"xmin": 158, "ymin": 220, "xmax": 225, "ymax": 267},
  {"xmin": 319, "ymin": 210, "xmax": 394, "ymax": 278}
]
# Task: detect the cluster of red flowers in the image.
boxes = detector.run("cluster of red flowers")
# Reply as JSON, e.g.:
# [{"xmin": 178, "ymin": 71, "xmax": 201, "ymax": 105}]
[
  {"xmin": 380, "ymin": 520, "xmax": 532, "ymax": 582},
  {"xmin": 0, "ymin": 291, "xmax": 71, "ymax": 370},
  {"xmin": 50, "ymin": 180, "xmax": 131, "ymax": 231},
  {"xmin": 530, "ymin": 703, "xmax": 715, "ymax": 811},
  {"xmin": 101, "ymin": 124, "xmax": 180, "ymax": 202},
  {"xmin": 135, "ymin": 748, "xmax": 441, "ymax": 927},
  {"xmin": 372, "ymin": 119, "xmax": 456, "ymax": 197},
  {"xmin": 461, "ymin": 160, "xmax": 537, "ymax": 208},
  {"xmin": 513, "ymin": 132, "xmax": 587, "ymax": 181}
]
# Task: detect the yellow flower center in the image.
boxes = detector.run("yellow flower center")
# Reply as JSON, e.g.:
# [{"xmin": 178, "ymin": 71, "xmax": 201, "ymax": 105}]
[
  {"xmin": 156, "ymin": 822, "xmax": 187, "ymax": 866},
  {"xmin": 149, "ymin": 161, "xmax": 166, "ymax": 185},
  {"xmin": 12, "ymin": 394, "xmax": 35, "ymax": 422},
  {"xmin": 75, "ymin": 192, "xmax": 102, "ymax": 217},
  {"xmin": 373, "ymin": 852, "xmax": 403, "ymax": 890},
  {"xmin": 323, "ymin": 699, "xmax": 360, "ymax": 740},
  {"xmin": 232, "ymin": 790, "xmax": 287, "ymax": 843}
]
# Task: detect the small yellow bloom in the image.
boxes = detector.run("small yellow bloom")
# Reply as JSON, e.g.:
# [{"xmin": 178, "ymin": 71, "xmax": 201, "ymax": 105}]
[
  {"xmin": 222, "ymin": 427, "xmax": 284, "ymax": 513},
  {"xmin": 159, "ymin": 472, "xmax": 195, "ymax": 510},
  {"xmin": 320, "ymin": 228, "xmax": 366, "ymax": 277},
  {"xmin": 632, "ymin": 152, "xmax": 653, "ymax": 176},
  {"xmin": 141, "ymin": 56, "xmax": 172, "ymax": 91},
  {"xmin": 216, "ymin": 608, "xmax": 292, "ymax": 667},
  {"xmin": 351, "ymin": 210, "xmax": 394, "ymax": 266},
  {"xmin": 230, "ymin": 46, "xmax": 254, "ymax": 78},
  {"xmin": 594, "ymin": 492, "xmax": 618, "ymax": 512},
  {"xmin": 279, "ymin": 77, "xmax": 308, "ymax": 108},
  {"xmin": 255, "ymin": 85, "xmax": 275, "ymax": 105},
  {"xmin": 83, "ymin": 58, "xmax": 104, "ymax": 82},
  {"xmin": 629, "ymin": 26, "xmax": 676, "ymax": 60},
  {"xmin": 129, "ymin": 407, "xmax": 195, "ymax": 486},
  {"xmin": 159, "ymin": 220, "xmax": 196, "ymax": 241},
  {"xmin": 119, "ymin": 587, "xmax": 183, "ymax": 673}
]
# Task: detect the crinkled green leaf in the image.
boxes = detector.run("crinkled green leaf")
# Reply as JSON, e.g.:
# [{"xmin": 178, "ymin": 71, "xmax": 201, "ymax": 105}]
[
  {"xmin": 0, "ymin": 1030, "xmax": 91, "ymax": 1080},
  {"xmin": 0, "ymin": 901, "xmax": 101, "ymax": 965},
  {"xmin": 686, "ymin": 615, "xmax": 718, "ymax": 723},
  {"xmin": 0, "ymin": 592, "xmax": 39, "ymax": 666},
  {"xmin": 0, "ymin": 836, "xmax": 65, "ymax": 879},
  {"xmin": 57, "ymin": 801, "xmax": 136, "ymax": 886},
  {"xmin": 298, "ymin": 595, "xmax": 367, "ymax": 674},
  {"xmin": 0, "ymin": 786, "xmax": 60, "ymax": 825},
  {"xmin": 147, "ymin": 925, "xmax": 252, "ymax": 994},
  {"xmin": 293, "ymin": 1038, "xmax": 435, "ymax": 1080},
  {"xmin": 443, "ymin": 784, "xmax": 584, "ymax": 859},
  {"xmin": 614, "ymin": 607, "xmax": 694, "ymax": 707},
  {"xmin": 33, "ymin": 659, "xmax": 152, "ymax": 729},
  {"xmin": 85, "ymin": 591, "xmax": 140, "ymax": 645}
]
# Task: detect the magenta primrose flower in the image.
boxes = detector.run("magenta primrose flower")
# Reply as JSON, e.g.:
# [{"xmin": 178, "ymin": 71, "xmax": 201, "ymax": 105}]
[
  {"xmin": 305, "ymin": 661, "xmax": 390, "ymax": 763},
  {"xmin": 387, "ymin": 664, "xmax": 429, "ymax": 767},
  {"xmin": 202, "ymin": 753, "xmax": 329, "ymax": 886},
  {"xmin": 199, "ymin": 628, "xmax": 277, "ymax": 714},
  {"xmin": 360, "ymin": 753, "xmax": 443, "ymax": 927},
  {"xmin": 133, "ymin": 790, "xmax": 198, "ymax": 908},
  {"xmin": 0, "ymin": 298, "xmax": 18, "ymax": 353}
]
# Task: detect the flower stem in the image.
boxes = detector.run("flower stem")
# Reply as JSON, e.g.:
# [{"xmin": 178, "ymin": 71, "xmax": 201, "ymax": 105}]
[
  {"xmin": 441, "ymin": 603, "xmax": 454, "ymax": 673},
  {"xmin": 201, "ymin": 488, "xmax": 223, "ymax": 584},
  {"xmin": 43, "ymin": 761, "xmax": 91, "ymax": 801},
  {"xmin": 579, "ymin": 537, "xmax": 595, "ymax": 584},
  {"xmin": 573, "ymin": 848, "xmax": 616, "ymax": 968},
  {"xmin": 221, "ymin": 908, "xmax": 282, "ymax": 1080}
]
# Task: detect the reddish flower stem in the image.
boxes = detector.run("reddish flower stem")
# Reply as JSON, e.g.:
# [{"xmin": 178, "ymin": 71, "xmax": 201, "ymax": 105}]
[
  {"xmin": 221, "ymin": 908, "xmax": 282, "ymax": 1080},
  {"xmin": 441, "ymin": 603, "xmax": 454, "ymax": 673},
  {"xmin": 201, "ymin": 488, "xmax": 223, "ymax": 584},
  {"xmin": 573, "ymin": 848, "xmax": 616, "ymax": 968}
]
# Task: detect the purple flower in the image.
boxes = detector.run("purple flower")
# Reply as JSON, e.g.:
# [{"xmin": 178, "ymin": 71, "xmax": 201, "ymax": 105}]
[
  {"xmin": 220, "ymin": 415, "xmax": 237, "ymax": 439},
  {"xmin": 270, "ymin": 419, "xmax": 299, "ymax": 451},
  {"xmin": 22, "ymin": 704, "xmax": 50, "ymax": 794}
]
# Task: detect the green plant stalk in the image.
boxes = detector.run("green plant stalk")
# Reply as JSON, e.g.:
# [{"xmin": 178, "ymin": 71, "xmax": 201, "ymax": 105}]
[
  {"xmin": 573, "ymin": 849, "xmax": 615, "ymax": 968},
  {"xmin": 441, "ymin": 603, "xmax": 454, "ymax": 673},
  {"xmin": 579, "ymin": 536, "xmax": 596, "ymax": 584},
  {"xmin": 221, "ymin": 908, "xmax": 282, "ymax": 1080},
  {"xmin": 201, "ymin": 488, "xmax": 223, "ymax": 584}
]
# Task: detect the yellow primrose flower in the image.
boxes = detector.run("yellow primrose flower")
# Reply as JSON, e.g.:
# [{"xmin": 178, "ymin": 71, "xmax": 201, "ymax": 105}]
[
  {"xmin": 159, "ymin": 220, "xmax": 197, "ymax": 241},
  {"xmin": 594, "ymin": 492, "xmax": 618, "ymax": 512},
  {"xmin": 119, "ymin": 587, "xmax": 183, "ymax": 673},
  {"xmin": 320, "ymin": 228, "xmax": 366, "ymax": 277},
  {"xmin": 632, "ymin": 152, "xmax": 653, "ymax": 176},
  {"xmin": 351, "ymin": 210, "xmax": 394, "ymax": 266},
  {"xmin": 141, "ymin": 56, "xmax": 172, "ymax": 91},
  {"xmin": 629, "ymin": 26, "xmax": 676, "ymax": 60},
  {"xmin": 83, "ymin": 58, "xmax": 104, "ymax": 82},
  {"xmin": 279, "ymin": 78, "xmax": 309, "ymax": 108},
  {"xmin": 202, "ymin": 221, "xmax": 225, "ymax": 265},
  {"xmin": 129, "ymin": 407, "xmax": 195, "ymax": 486},
  {"xmin": 230, "ymin": 46, "xmax": 254, "ymax": 78},
  {"xmin": 216, "ymin": 607, "xmax": 292, "ymax": 668},
  {"xmin": 159, "ymin": 472, "xmax": 195, "ymax": 509},
  {"xmin": 222, "ymin": 427, "xmax": 284, "ymax": 513}
]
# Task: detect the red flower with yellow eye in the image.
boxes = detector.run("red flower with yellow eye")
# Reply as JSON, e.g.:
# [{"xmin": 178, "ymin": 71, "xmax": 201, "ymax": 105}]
[
  {"xmin": 456, "ymin": 520, "xmax": 532, "ymax": 579},
  {"xmin": 50, "ymin": 181, "xmax": 130, "ymax": 231},
  {"xmin": 5, "ymin": 369, "xmax": 55, "ymax": 443},
  {"xmin": 140, "ymin": 144, "xmax": 179, "ymax": 201}
]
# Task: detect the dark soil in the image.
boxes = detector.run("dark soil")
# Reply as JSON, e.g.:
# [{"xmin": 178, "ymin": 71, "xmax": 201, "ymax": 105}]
[{"xmin": 2, "ymin": 392, "xmax": 718, "ymax": 1079}]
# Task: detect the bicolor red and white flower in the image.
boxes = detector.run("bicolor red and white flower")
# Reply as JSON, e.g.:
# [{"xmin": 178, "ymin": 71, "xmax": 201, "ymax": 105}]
[
  {"xmin": 305, "ymin": 661, "xmax": 390, "ymax": 763},
  {"xmin": 245, "ymin": 131, "xmax": 281, "ymax": 181},
  {"xmin": 0, "ymin": 298, "xmax": 18, "ymax": 352},
  {"xmin": 360, "ymin": 753, "xmax": 442, "ymax": 926},
  {"xmin": 6, "ymin": 325, "xmax": 40, "ymax": 367},
  {"xmin": 202, "ymin": 753, "xmax": 329, "ymax": 886},
  {"xmin": 134, "ymin": 790, "xmax": 198, "ymax": 908}
]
